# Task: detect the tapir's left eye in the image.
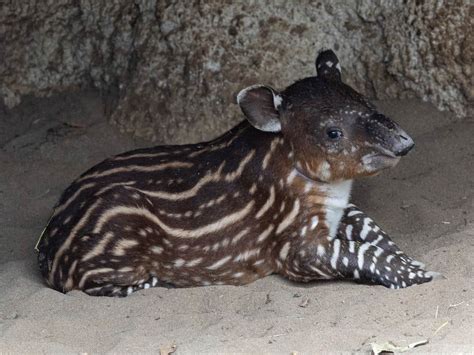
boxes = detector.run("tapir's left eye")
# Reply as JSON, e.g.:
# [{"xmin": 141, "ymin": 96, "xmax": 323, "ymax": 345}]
[{"xmin": 327, "ymin": 128, "xmax": 343, "ymax": 140}]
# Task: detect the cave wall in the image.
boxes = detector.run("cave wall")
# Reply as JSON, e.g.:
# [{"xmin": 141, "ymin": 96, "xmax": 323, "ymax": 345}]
[{"xmin": 1, "ymin": 0, "xmax": 472, "ymax": 143}]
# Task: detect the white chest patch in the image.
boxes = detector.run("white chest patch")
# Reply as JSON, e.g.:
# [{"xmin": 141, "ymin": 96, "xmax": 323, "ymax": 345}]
[{"xmin": 321, "ymin": 180, "xmax": 353, "ymax": 239}]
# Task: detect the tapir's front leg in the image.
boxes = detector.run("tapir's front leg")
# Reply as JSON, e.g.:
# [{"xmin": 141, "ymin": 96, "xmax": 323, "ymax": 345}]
[
  {"xmin": 336, "ymin": 204, "xmax": 427, "ymax": 269},
  {"xmin": 337, "ymin": 204, "xmax": 403, "ymax": 254},
  {"xmin": 282, "ymin": 234, "xmax": 440, "ymax": 289}
]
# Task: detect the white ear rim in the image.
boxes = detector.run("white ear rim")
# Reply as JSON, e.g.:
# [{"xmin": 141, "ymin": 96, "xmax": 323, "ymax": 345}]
[
  {"xmin": 236, "ymin": 84, "xmax": 260, "ymax": 105},
  {"xmin": 273, "ymin": 94, "xmax": 283, "ymax": 110},
  {"xmin": 237, "ymin": 84, "xmax": 282, "ymax": 132},
  {"xmin": 237, "ymin": 84, "xmax": 283, "ymax": 109},
  {"xmin": 260, "ymin": 118, "xmax": 281, "ymax": 132}
]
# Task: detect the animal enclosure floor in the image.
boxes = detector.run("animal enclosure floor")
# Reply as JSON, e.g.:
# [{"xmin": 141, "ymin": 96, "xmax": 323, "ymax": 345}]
[{"xmin": 0, "ymin": 91, "xmax": 472, "ymax": 353}]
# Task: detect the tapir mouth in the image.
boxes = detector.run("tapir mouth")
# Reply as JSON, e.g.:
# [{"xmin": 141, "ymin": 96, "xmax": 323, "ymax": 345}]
[{"xmin": 361, "ymin": 152, "xmax": 401, "ymax": 173}]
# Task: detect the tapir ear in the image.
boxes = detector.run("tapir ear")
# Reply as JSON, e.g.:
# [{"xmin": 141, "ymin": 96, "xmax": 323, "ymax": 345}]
[
  {"xmin": 315, "ymin": 49, "xmax": 342, "ymax": 81},
  {"xmin": 237, "ymin": 85, "xmax": 282, "ymax": 132}
]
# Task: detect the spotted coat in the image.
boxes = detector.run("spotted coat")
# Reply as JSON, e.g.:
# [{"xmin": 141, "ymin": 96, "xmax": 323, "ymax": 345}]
[{"xmin": 37, "ymin": 50, "xmax": 440, "ymax": 296}]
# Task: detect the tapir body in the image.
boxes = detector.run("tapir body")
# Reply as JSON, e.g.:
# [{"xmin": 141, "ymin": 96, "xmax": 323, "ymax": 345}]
[{"xmin": 37, "ymin": 50, "xmax": 439, "ymax": 297}]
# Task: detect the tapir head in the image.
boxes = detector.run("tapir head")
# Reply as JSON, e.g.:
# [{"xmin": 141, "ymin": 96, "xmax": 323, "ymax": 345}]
[{"xmin": 238, "ymin": 49, "xmax": 414, "ymax": 182}]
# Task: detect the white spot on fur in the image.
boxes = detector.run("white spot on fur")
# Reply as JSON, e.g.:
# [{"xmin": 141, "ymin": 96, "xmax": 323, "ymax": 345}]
[
  {"xmin": 317, "ymin": 245, "xmax": 326, "ymax": 257},
  {"xmin": 345, "ymin": 224, "xmax": 353, "ymax": 240},
  {"xmin": 369, "ymin": 262, "xmax": 376, "ymax": 273},
  {"xmin": 257, "ymin": 225, "xmax": 274, "ymax": 243},
  {"xmin": 279, "ymin": 242, "xmax": 291, "ymax": 260},
  {"xmin": 256, "ymin": 186, "xmax": 275, "ymax": 219},
  {"xmin": 360, "ymin": 218, "xmax": 371, "ymax": 240},
  {"xmin": 221, "ymin": 238, "xmax": 230, "ymax": 248},
  {"xmin": 304, "ymin": 182, "xmax": 313, "ymax": 193},
  {"xmin": 349, "ymin": 242, "xmax": 355, "ymax": 254},
  {"xmin": 317, "ymin": 161, "xmax": 332, "ymax": 181},
  {"xmin": 371, "ymin": 246, "xmax": 384, "ymax": 262},
  {"xmin": 357, "ymin": 243, "xmax": 371, "ymax": 269},
  {"xmin": 112, "ymin": 239, "xmax": 139, "ymax": 256},
  {"xmin": 300, "ymin": 226, "xmax": 307, "ymax": 237},
  {"xmin": 232, "ymin": 228, "xmax": 249, "ymax": 245},
  {"xmin": 286, "ymin": 169, "xmax": 298, "ymax": 185},
  {"xmin": 249, "ymin": 183, "xmax": 257, "ymax": 195},
  {"xmin": 174, "ymin": 258, "xmax": 185, "ymax": 267},
  {"xmin": 151, "ymin": 245, "xmax": 166, "ymax": 256},
  {"xmin": 309, "ymin": 265, "xmax": 331, "ymax": 279},
  {"xmin": 310, "ymin": 216, "xmax": 319, "ymax": 230},
  {"xmin": 279, "ymin": 201, "xmax": 286, "ymax": 212},
  {"xmin": 276, "ymin": 199, "xmax": 300, "ymax": 234},
  {"xmin": 234, "ymin": 249, "xmax": 259, "ymax": 262},
  {"xmin": 330, "ymin": 239, "xmax": 340, "ymax": 269},
  {"xmin": 187, "ymin": 257, "xmax": 203, "ymax": 267},
  {"xmin": 207, "ymin": 256, "xmax": 232, "ymax": 270}
]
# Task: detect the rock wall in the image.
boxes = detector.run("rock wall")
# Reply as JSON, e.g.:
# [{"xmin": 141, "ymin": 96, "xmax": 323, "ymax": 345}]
[{"xmin": 1, "ymin": 0, "xmax": 471, "ymax": 143}]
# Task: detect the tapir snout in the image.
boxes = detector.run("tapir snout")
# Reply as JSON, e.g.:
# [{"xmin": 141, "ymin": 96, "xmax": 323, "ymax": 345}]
[{"xmin": 365, "ymin": 113, "xmax": 415, "ymax": 157}]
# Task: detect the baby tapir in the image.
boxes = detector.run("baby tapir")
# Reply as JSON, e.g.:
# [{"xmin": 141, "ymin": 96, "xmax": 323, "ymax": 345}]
[{"xmin": 37, "ymin": 49, "xmax": 440, "ymax": 297}]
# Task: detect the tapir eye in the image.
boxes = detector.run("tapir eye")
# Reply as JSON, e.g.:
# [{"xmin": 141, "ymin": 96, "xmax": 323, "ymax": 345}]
[{"xmin": 327, "ymin": 128, "xmax": 343, "ymax": 140}]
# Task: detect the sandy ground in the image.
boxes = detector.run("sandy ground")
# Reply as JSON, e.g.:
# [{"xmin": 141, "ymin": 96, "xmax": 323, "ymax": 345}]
[{"xmin": 0, "ymin": 91, "xmax": 472, "ymax": 354}]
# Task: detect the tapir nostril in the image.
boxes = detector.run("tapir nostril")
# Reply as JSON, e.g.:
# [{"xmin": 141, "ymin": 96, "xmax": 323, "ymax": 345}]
[{"xmin": 399, "ymin": 134, "xmax": 409, "ymax": 141}]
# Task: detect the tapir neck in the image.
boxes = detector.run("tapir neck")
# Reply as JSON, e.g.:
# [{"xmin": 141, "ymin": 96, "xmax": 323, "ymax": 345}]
[
  {"xmin": 223, "ymin": 123, "xmax": 353, "ymax": 240},
  {"xmin": 222, "ymin": 121, "xmax": 352, "ymax": 208}
]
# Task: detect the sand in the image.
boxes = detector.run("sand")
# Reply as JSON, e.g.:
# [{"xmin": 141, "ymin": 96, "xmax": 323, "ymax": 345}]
[{"xmin": 0, "ymin": 91, "xmax": 472, "ymax": 354}]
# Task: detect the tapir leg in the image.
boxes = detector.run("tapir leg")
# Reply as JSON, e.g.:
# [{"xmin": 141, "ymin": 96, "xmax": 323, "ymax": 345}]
[{"xmin": 280, "ymin": 205, "xmax": 441, "ymax": 288}]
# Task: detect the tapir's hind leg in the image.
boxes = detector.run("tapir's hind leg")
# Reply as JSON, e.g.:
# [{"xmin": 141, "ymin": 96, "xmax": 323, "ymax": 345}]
[
  {"xmin": 60, "ymin": 230, "xmax": 176, "ymax": 297},
  {"xmin": 82, "ymin": 274, "xmax": 173, "ymax": 297}
]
